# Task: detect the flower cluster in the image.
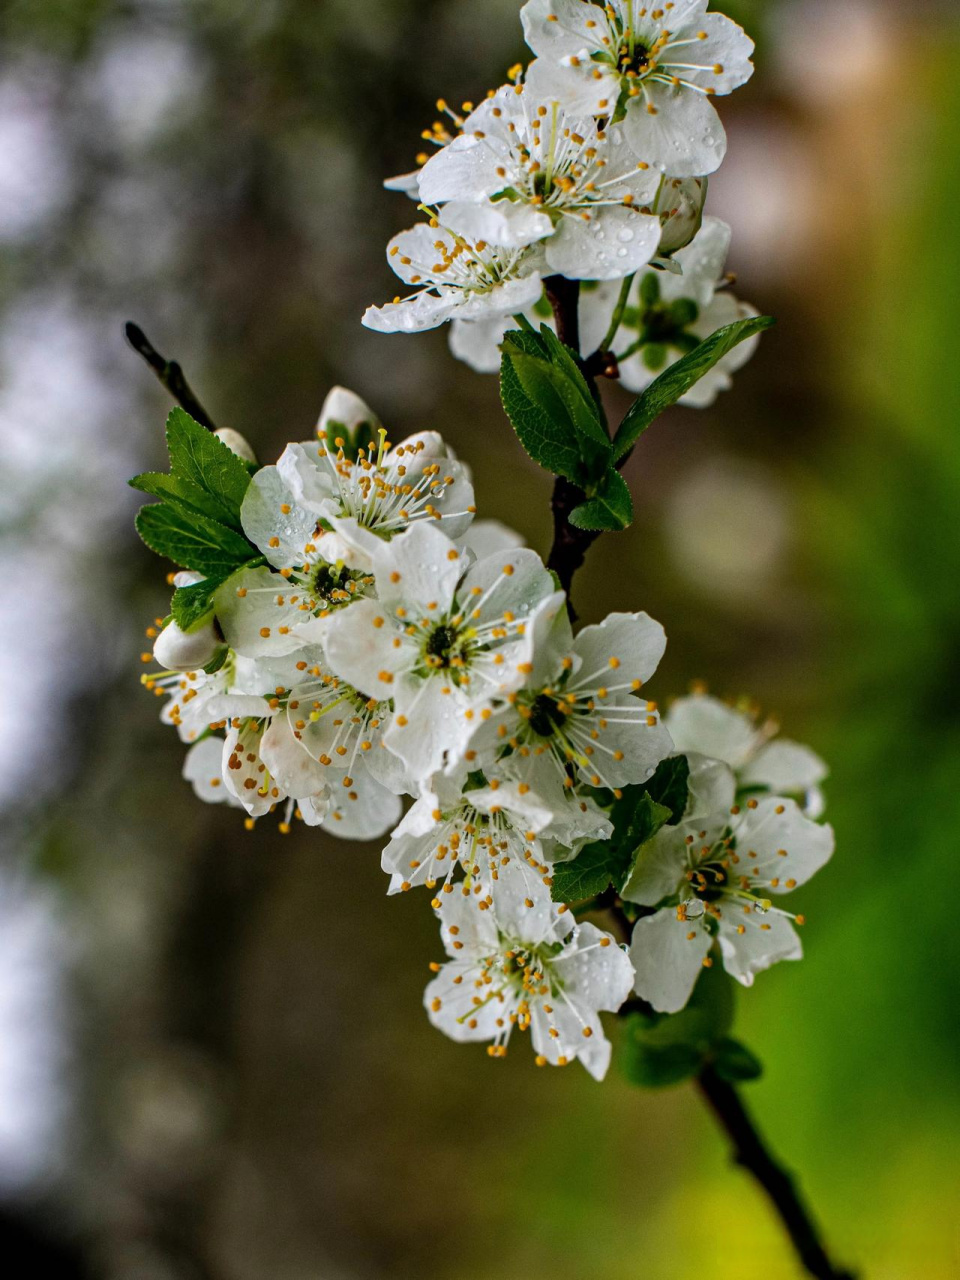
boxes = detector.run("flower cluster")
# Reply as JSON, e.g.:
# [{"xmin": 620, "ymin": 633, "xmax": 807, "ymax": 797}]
[
  {"xmin": 142, "ymin": 389, "xmax": 833, "ymax": 1079},
  {"xmin": 365, "ymin": 0, "xmax": 758, "ymax": 404},
  {"xmin": 135, "ymin": 2, "xmax": 837, "ymax": 1086}
]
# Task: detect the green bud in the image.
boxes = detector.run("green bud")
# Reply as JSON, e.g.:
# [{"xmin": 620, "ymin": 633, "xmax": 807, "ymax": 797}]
[
  {"xmin": 639, "ymin": 271, "xmax": 661, "ymax": 308},
  {"xmin": 668, "ymin": 297, "xmax": 699, "ymax": 328},
  {"xmin": 642, "ymin": 342, "xmax": 668, "ymax": 372}
]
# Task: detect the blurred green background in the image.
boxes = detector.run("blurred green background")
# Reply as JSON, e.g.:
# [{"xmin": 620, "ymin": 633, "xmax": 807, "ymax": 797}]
[{"xmin": 0, "ymin": 0, "xmax": 957, "ymax": 1276}]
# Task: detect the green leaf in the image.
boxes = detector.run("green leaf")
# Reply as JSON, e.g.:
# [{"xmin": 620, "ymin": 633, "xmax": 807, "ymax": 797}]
[
  {"xmin": 550, "ymin": 842, "xmax": 624, "ymax": 904},
  {"xmin": 613, "ymin": 315, "xmax": 776, "ymax": 461},
  {"xmin": 642, "ymin": 755, "xmax": 690, "ymax": 823},
  {"xmin": 712, "ymin": 1037, "xmax": 764, "ymax": 1082},
  {"xmin": 569, "ymin": 468, "xmax": 634, "ymax": 531},
  {"xmin": 171, "ymin": 572, "xmax": 234, "ymax": 631},
  {"xmin": 165, "ymin": 407, "xmax": 252, "ymax": 523},
  {"xmin": 500, "ymin": 328, "xmax": 610, "ymax": 484},
  {"xmin": 550, "ymin": 789, "xmax": 671, "ymax": 903},
  {"xmin": 621, "ymin": 963, "xmax": 736, "ymax": 1089},
  {"xmin": 537, "ymin": 326, "xmax": 610, "ymax": 448},
  {"xmin": 129, "ymin": 471, "xmax": 237, "ymax": 526},
  {"xmin": 135, "ymin": 503, "xmax": 256, "ymax": 577}
]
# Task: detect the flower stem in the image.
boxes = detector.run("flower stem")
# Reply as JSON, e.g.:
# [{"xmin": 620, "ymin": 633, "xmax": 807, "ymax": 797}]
[
  {"xmin": 543, "ymin": 276, "xmax": 602, "ymax": 611},
  {"xmin": 697, "ymin": 1067, "xmax": 856, "ymax": 1280},
  {"xmin": 124, "ymin": 321, "xmax": 218, "ymax": 431},
  {"xmin": 543, "ymin": 286, "xmax": 855, "ymax": 1280},
  {"xmin": 597, "ymin": 271, "xmax": 635, "ymax": 355}
]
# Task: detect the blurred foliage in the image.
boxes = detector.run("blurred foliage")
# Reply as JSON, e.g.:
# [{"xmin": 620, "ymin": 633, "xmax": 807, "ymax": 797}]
[{"xmin": 0, "ymin": 1, "xmax": 958, "ymax": 1278}]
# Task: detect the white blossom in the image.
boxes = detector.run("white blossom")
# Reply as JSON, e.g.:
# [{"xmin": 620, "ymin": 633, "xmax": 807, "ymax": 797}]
[
  {"xmin": 581, "ymin": 217, "xmax": 759, "ymax": 405},
  {"xmin": 624, "ymin": 785, "xmax": 834, "ymax": 1012},
  {"xmin": 521, "ymin": 0, "xmax": 754, "ymax": 176},
  {"xmin": 381, "ymin": 769, "xmax": 556, "ymax": 908},
  {"xmin": 321, "ymin": 522, "xmax": 564, "ymax": 781},
  {"xmin": 425, "ymin": 872, "xmax": 634, "ymax": 1078},
  {"xmin": 363, "ymin": 204, "xmax": 546, "ymax": 334},
  {"xmin": 418, "ymin": 82, "xmax": 662, "ymax": 281},
  {"xmin": 464, "ymin": 609, "xmax": 674, "ymax": 802},
  {"xmin": 215, "ymin": 412, "xmax": 474, "ymax": 658},
  {"xmin": 666, "ymin": 689, "xmax": 828, "ymax": 816}
]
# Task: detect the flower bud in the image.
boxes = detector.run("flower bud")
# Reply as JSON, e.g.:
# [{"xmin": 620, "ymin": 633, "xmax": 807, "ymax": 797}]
[
  {"xmin": 657, "ymin": 177, "xmax": 707, "ymax": 256},
  {"xmin": 214, "ymin": 428, "xmax": 257, "ymax": 464},
  {"xmin": 318, "ymin": 386, "xmax": 381, "ymax": 457},
  {"xmin": 153, "ymin": 619, "xmax": 222, "ymax": 673}
]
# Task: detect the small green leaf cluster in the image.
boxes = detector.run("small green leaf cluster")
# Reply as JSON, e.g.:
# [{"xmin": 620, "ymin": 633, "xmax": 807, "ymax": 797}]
[
  {"xmin": 550, "ymin": 755, "xmax": 689, "ymax": 904},
  {"xmin": 499, "ymin": 315, "xmax": 775, "ymax": 531},
  {"xmin": 130, "ymin": 409, "xmax": 263, "ymax": 630},
  {"xmin": 619, "ymin": 962, "xmax": 761, "ymax": 1088}
]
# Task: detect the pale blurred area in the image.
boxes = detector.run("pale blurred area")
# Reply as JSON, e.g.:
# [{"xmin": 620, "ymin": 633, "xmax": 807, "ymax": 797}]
[{"xmin": 0, "ymin": 1, "xmax": 958, "ymax": 1276}]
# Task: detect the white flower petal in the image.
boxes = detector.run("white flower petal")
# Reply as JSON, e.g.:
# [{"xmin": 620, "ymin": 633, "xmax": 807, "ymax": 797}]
[
  {"xmin": 240, "ymin": 462, "xmax": 318, "ymax": 567},
  {"xmin": 321, "ymin": 768, "xmax": 403, "ymax": 841},
  {"xmin": 621, "ymin": 824, "xmax": 689, "ymax": 907},
  {"xmin": 733, "ymin": 798, "xmax": 834, "ymax": 892},
  {"xmin": 661, "ymin": 216, "xmax": 732, "ymax": 307},
  {"xmin": 629, "ymin": 908, "xmax": 712, "ymax": 1013},
  {"xmin": 741, "ymin": 739, "xmax": 828, "ymax": 794},
  {"xmin": 213, "ymin": 566, "xmax": 309, "ymax": 659},
  {"xmin": 322, "ymin": 598, "xmax": 414, "ymax": 698},
  {"xmin": 554, "ymin": 921, "xmax": 634, "ymax": 1012},
  {"xmin": 182, "ymin": 737, "xmax": 235, "ymax": 806},
  {"xmin": 545, "ymin": 205, "xmax": 661, "ymax": 281},
  {"xmin": 570, "ymin": 611, "xmax": 667, "ymax": 688},
  {"xmin": 384, "ymin": 676, "xmax": 475, "ymax": 780},
  {"xmin": 520, "ymin": 0, "xmax": 608, "ymax": 59},
  {"xmin": 372, "ymin": 521, "xmax": 465, "ymax": 612},
  {"xmin": 685, "ymin": 753, "xmax": 736, "ymax": 817},
  {"xmin": 623, "ymin": 83, "xmax": 726, "ymax": 177},
  {"xmin": 665, "ymin": 693, "xmax": 758, "ymax": 767},
  {"xmin": 717, "ymin": 909, "xmax": 801, "ymax": 987},
  {"xmin": 260, "ymin": 715, "xmax": 329, "ymax": 799},
  {"xmin": 524, "ymin": 55, "xmax": 621, "ymax": 118}
]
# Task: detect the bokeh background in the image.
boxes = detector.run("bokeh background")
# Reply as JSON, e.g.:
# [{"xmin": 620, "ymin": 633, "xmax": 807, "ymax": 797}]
[{"xmin": 1, "ymin": 0, "xmax": 958, "ymax": 1276}]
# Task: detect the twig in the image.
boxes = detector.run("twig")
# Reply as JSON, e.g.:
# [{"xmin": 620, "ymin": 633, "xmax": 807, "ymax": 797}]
[
  {"xmin": 544, "ymin": 279, "xmax": 855, "ymax": 1280},
  {"xmin": 697, "ymin": 1068, "xmax": 856, "ymax": 1280},
  {"xmin": 543, "ymin": 275, "xmax": 602, "ymax": 609},
  {"xmin": 124, "ymin": 322, "xmax": 218, "ymax": 431}
]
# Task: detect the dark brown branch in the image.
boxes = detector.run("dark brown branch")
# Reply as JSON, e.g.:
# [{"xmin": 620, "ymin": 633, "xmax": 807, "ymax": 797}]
[
  {"xmin": 124, "ymin": 322, "xmax": 218, "ymax": 431},
  {"xmin": 543, "ymin": 280, "xmax": 855, "ymax": 1280},
  {"xmin": 543, "ymin": 275, "xmax": 601, "ymax": 610},
  {"xmin": 697, "ymin": 1068, "xmax": 856, "ymax": 1280}
]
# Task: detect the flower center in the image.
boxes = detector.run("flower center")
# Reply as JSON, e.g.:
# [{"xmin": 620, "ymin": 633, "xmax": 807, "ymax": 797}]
[
  {"xmin": 690, "ymin": 859, "xmax": 729, "ymax": 904},
  {"xmin": 424, "ymin": 622, "xmax": 463, "ymax": 668},
  {"xmin": 527, "ymin": 692, "xmax": 568, "ymax": 739}
]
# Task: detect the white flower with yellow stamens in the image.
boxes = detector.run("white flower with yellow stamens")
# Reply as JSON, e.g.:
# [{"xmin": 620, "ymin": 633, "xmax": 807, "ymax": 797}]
[
  {"xmin": 665, "ymin": 688, "xmax": 828, "ymax": 817},
  {"xmin": 425, "ymin": 873, "xmax": 634, "ymax": 1079},
  {"xmin": 417, "ymin": 82, "xmax": 662, "ymax": 280},
  {"xmin": 581, "ymin": 218, "xmax": 759, "ymax": 406},
  {"xmin": 362, "ymin": 203, "xmax": 547, "ymax": 335},
  {"xmin": 321, "ymin": 521, "xmax": 565, "ymax": 781},
  {"xmin": 522, "ymin": 0, "xmax": 754, "ymax": 177},
  {"xmin": 381, "ymin": 769, "xmax": 556, "ymax": 905},
  {"xmin": 285, "ymin": 664, "xmax": 413, "ymax": 798},
  {"xmin": 623, "ymin": 786, "xmax": 834, "ymax": 1012},
  {"xmin": 214, "ymin": 420, "xmax": 475, "ymax": 659},
  {"xmin": 464, "ymin": 610, "xmax": 674, "ymax": 802}
]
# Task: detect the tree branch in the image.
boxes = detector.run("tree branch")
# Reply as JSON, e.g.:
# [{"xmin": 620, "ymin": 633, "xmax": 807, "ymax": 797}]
[
  {"xmin": 697, "ymin": 1067, "xmax": 856, "ymax": 1280},
  {"xmin": 543, "ymin": 275, "xmax": 601, "ymax": 608},
  {"xmin": 124, "ymin": 322, "xmax": 218, "ymax": 431},
  {"xmin": 542, "ymin": 282, "xmax": 855, "ymax": 1280}
]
